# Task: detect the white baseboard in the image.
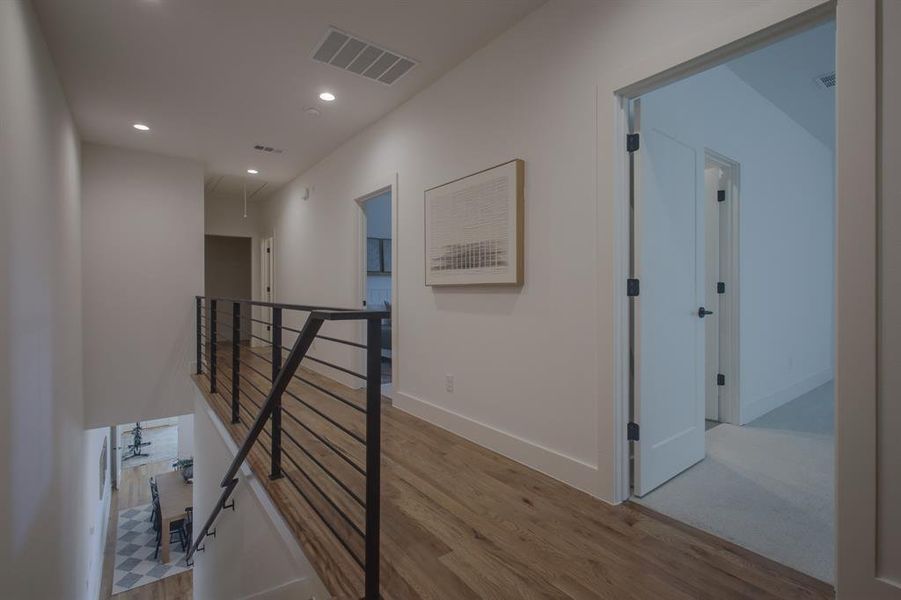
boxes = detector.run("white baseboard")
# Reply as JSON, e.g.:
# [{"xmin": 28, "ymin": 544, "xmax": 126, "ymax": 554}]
[
  {"xmin": 240, "ymin": 577, "xmax": 320, "ymax": 600},
  {"xmin": 393, "ymin": 390, "xmax": 603, "ymax": 499},
  {"xmin": 740, "ymin": 368, "xmax": 834, "ymax": 424}
]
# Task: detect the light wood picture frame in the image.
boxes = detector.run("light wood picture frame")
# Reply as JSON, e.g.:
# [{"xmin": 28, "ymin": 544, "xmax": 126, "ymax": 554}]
[{"xmin": 424, "ymin": 159, "xmax": 524, "ymax": 286}]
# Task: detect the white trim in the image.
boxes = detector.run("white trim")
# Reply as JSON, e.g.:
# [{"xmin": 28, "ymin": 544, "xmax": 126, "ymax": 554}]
[
  {"xmin": 393, "ymin": 390, "xmax": 604, "ymax": 499},
  {"xmin": 352, "ymin": 174, "xmax": 400, "ymax": 398},
  {"xmin": 610, "ymin": 3, "xmax": 836, "ymax": 504},
  {"xmin": 834, "ymin": 1, "xmax": 899, "ymax": 596},
  {"xmin": 610, "ymin": 93, "xmax": 630, "ymax": 504},
  {"xmin": 239, "ymin": 577, "xmax": 319, "ymax": 600}
]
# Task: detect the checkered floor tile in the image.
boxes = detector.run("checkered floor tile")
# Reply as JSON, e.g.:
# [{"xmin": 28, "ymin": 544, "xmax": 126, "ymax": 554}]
[{"xmin": 113, "ymin": 503, "xmax": 191, "ymax": 595}]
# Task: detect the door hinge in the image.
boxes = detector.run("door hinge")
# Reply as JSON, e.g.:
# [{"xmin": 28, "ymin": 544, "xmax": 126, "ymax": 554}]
[
  {"xmin": 717, "ymin": 190, "xmax": 726, "ymax": 202},
  {"xmin": 627, "ymin": 422, "xmax": 640, "ymax": 441},
  {"xmin": 626, "ymin": 133, "xmax": 640, "ymax": 153},
  {"xmin": 627, "ymin": 278, "xmax": 640, "ymax": 297},
  {"xmin": 266, "ymin": 286, "xmax": 271, "ymax": 292},
  {"xmin": 717, "ymin": 373, "xmax": 725, "ymax": 386},
  {"xmin": 266, "ymin": 247, "xmax": 271, "ymax": 253},
  {"xmin": 717, "ymin": 281, "xmax": 725, "ymax": 294}
]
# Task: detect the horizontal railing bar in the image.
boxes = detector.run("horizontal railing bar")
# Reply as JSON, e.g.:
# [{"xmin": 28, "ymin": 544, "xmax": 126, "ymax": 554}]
[
  {"xmin": 316, "ymin": 334, "xmax": 367, "ymax": 350},
  {"xmin": 304, "ymin": 355, "xmax": 367, "ymax": 380},
  {"xmin": 198, "ymin": 295, "xmax": 388, "ymax": 319},
  {"xmin": 211, "ymin": 346, "xmax": 366, "ymax": 450},
  {"xmin": 279, "ymin": 435, "xmax": 365, "ymax": 539},
  {"xmin": 281, "ymin": 421, "xmax": 365, "ymax": 507},
  {"xmin": 281, "ymin": 469, "xmax": 365, "ymax": 569},
  {"xmin": 246, "ymin": 348, "xmax": 274, "ymax": 364},
  {"xmin": 218, "ymin": 315, "xmax": 325, "ymax": 489},
  {"xmin": 249, "ymin": 332, "xmax": 273, "ymax": 345},
  {"xmin": 292, "ymin": 373, "xmax": 366, "ymax": 414},
  {"xmin": 225, "ymin": 396, "xmax": 359, "ymax": 533},
  {"xmin": 281, "ymin": 408, "xmax": 366, "ymax": 476},
  {"xmin": 249, "ymin": 317, "xmax": 272, "ymax": 326},
  {"xmin": 283, "ymin": 388, "xmax": 365, "ymax": 445}
]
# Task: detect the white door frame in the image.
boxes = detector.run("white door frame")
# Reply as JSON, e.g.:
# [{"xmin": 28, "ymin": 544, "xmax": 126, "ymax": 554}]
[
  {"xmin": 704, "ymin": 149, "xmax": 741, "ymax": 425},
  {"xmin": 255, "ymin": 235, "xmax": 275, "ymax": 347},
  {"xmin": 610, "ymin": 3, "xmax": 836, "ymax": 504},
  {"xmin": 834, "ymin": 1, "xmax": 898, "ymax": 597},
  {"xmin": 353, "ymin": 174, "xmax": 399, "ymax": 396}
]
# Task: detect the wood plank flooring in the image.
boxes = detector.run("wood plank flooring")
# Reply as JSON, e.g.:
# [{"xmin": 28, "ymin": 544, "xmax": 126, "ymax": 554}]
[
  {"xmin": 100, "ymin": 461, "xmax": 193, "ymax": 600},
  {"xmin": 194, "ymin": 345, "xmax": 834, "ymax": 600}
]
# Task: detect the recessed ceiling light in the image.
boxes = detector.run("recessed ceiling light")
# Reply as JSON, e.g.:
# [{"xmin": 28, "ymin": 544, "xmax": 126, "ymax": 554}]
[
  {"xmin": 133, "ymin": 123, "xmax": 150, "ymax": 131},
  {"xmin": 319, "ymin": 91, "xmax": 336, "ymax": 102},
  {"xmin": 246, "ymin": 169, "xmax": 259, "ymax": 175}
]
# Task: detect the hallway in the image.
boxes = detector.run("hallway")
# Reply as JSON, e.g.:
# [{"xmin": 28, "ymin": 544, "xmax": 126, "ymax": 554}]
[{"xmin": 195, "ymin": 347, "xmax": 833, "ymax": 600}]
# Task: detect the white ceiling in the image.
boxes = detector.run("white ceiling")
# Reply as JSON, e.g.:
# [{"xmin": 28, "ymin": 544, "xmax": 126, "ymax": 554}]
[
  {"xmin": 727, "ymin": 21, "xmax": 835, "ymax": 149},
  {"xmin": 33, "ymin": 0, "xmax": 544, "ymax": 197}
]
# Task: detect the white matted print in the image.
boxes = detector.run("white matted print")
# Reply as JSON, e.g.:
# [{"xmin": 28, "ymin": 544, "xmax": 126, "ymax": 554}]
[{"xmin": 425, "ymin": 159, "xmax": 524, "ymax": 286}]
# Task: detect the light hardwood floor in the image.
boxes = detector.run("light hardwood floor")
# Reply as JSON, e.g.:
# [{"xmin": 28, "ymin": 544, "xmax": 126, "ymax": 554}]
[
  {"xmin": 193, "ymin": 344, "xmax": 835, "ymax": 600},
  {"xmin": 100, "ymin": 461, "xmax": 193, "ymax": 600}
]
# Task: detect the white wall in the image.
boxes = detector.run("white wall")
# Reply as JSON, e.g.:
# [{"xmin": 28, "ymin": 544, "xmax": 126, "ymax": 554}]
[
  {"xmin": 177, "ymin": 412, "xmax": 195, "ymax": 459},
  {"xmin": 82, "ymin": 142, "xmax": 204, "ymax": 427},
  {"xmin": 876, "ymin": 0, "xmax": 901, "ymax": 587},
  {"xmin": 0, "ymin": 2, "xmax": 108, "ymax": 597},
  {"xmin": 192, "ymin": 393, "xmax": 327, "ymax": 600},
  {"xmin": 82, "ymin": 427, "xmax": 112, "ymax": 600},
  {"xmin": 257, "ymin": 0, "xmax": 830, "ymax": 500},
  {"xmin": 640, "ymin": 65, "xmax": 834, "ymax": 424}
]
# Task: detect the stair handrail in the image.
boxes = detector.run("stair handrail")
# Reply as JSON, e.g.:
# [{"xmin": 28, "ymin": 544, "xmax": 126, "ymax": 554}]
[{"xmin": 188, "ymin": 296, "xmax": 388, "ymax": 600}]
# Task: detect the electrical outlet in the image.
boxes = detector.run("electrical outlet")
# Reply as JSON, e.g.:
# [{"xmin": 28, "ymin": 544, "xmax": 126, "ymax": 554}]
[{"xmin": 445, "ymin": 374, "xmax": 454, "ymax": 393}]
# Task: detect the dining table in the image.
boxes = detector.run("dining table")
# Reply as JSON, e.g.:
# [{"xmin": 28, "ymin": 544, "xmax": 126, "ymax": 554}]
[{"xmin": 155, "ymin": 469, "xmax": 193, "ymax": 564}]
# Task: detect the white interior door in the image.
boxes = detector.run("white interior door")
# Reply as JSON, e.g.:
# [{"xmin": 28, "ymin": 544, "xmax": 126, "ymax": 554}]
[{"xmin": 634, "ymin": 124, "xmax": 706, "ymax": 497}]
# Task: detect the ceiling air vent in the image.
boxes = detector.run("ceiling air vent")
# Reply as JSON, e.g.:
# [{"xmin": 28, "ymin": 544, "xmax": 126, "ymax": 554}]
[
  {"xmin": 312, "ymin": 27, "xmax": 418, "ymax": 86},
  {"xmin": 253, "ymin": 144, "xmax": 284, "ymax": 154},
  {"xmin": 815, "ymin": 71, "xmax": 836, "ymax": 89}
]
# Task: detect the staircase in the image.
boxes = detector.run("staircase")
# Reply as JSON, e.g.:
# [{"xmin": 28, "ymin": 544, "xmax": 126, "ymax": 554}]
[{"xmin": 190, "ymin": 296, "xmax": 389, "ymax": 599}]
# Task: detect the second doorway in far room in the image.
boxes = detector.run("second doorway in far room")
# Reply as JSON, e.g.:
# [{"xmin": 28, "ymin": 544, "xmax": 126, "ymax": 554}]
[{"xmin": 360, "ymin": 190, "xmax": 392, "ymax": 387}]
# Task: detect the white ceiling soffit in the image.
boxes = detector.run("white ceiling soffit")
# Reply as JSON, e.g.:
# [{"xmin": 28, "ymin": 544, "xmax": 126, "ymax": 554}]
[
  {"xmin": 726, "ymin": 21, "xmax": 836, "ymax": 149},
  {"xmin": 312, "ymin": 27, "xmax": 418, "ymax": 86},
  {"xmin": 31, "ymin": 0, "xmax": 545, "ymax": 195},
  {"xmin": 205, "ymin": 174, "xmax": 269, "ymax": 201}
]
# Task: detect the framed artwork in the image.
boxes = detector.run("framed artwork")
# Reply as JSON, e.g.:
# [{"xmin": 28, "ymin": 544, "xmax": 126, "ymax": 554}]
[
  {"xmin": 100, "ymin": 436, "xmax": 108, "ymax": 499},
  {"xmin": 424, "ymin": 159, "xmax": 524, "ymax": 286}
]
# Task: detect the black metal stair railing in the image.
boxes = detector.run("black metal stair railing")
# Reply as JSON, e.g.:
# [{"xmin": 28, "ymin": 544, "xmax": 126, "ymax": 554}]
[{"xmin": 190, "ymin": 295, "xmax": 389, "ymax": 600}]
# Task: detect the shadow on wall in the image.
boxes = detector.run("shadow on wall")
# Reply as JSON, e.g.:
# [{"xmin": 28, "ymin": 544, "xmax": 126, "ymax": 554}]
[{"xmin": 431, "ymin": 285, "xmax": 524, "ymax": 316}]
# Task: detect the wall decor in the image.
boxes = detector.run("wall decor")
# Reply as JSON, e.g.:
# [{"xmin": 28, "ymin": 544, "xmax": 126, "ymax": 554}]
[
  {"xmin": 424, "ymin": 159, "xmax": 524, "ymax": 286},
  {"xmin": 100, "ymin": 436, "xmax": 108, "ymax": 499}
]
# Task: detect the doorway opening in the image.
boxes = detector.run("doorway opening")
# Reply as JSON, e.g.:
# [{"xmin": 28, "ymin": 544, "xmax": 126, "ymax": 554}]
[
  {"xmin": 204, "ymin": 234, "xmax": 253, "ymax": 343},
  {"xmin": 358, "ymin": 189, "xmax": 393, "ymax": 387},
  {"xmin": 703, "ymin": 151, "xmax": 740, "ymax": 426},
  {"xmin": 623, "ymin": 20, "xmax": 836, "ymax": 583}
]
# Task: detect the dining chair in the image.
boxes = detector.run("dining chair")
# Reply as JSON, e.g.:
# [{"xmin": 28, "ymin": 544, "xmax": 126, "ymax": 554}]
[{"xmin": 152, "ymin": 497, "xmax": 187, "ymax": 560}]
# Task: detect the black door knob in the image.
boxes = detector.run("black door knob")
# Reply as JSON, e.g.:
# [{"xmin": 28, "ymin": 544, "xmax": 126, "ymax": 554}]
[{"xmin": 698, "ymin": 307, "xmax": 714, "ymax": 318}]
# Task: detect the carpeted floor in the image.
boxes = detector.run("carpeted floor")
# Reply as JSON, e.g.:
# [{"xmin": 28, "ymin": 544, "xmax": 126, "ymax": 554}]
[{"xmin": 633, "ymin": 382, "xmax": 834, "ymax": 583}]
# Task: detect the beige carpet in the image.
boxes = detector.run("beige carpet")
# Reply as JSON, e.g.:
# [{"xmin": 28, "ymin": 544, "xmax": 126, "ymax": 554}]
[{"xmin": 634, "ymin": 382, "xmax": 834, "ymax": 583}]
